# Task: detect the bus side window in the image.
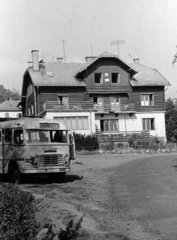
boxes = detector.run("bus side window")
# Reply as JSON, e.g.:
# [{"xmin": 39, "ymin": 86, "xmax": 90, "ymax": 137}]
[
  {"xmin": 14, "ymin": 129, "xmax": 23, "ymax": 144},
  {"xmin": 4, "ymin": 129, "xmax": 12, "ymax": 143}
]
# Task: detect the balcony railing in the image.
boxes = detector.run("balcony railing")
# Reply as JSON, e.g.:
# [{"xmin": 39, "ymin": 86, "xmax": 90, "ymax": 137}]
[{"xmin": 42, "ymin": 101, "xmax": 135, "ymax": 113}]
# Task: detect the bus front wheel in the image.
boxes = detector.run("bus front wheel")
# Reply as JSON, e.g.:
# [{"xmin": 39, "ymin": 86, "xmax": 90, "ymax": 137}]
[{"xmin": 9, "ymin": 163, "xmax": 21, "ymax": 183}]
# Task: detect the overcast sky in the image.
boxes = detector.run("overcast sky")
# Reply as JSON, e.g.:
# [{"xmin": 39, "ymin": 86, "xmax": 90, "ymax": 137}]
[{"xmin": 0, "ymin": 0, "xmax": 177, "ymax": 98}]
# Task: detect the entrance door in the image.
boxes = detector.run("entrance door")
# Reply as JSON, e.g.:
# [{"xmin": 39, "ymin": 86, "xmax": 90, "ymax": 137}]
[
  {"xmin": 110, "ymin": 96, "xmax": 120, "ymax": 111},
  {"xmin": 97, "ymin": 97, "xmax": 104, "ymax": 112}
]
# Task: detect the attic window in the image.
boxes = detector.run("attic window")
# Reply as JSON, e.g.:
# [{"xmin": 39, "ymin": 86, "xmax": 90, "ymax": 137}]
[
  {"xmin": 112, "ymin": 73, "xmax": 120, "ymax": 83},
  {"xmin": 95, "ymin": 73, "xmax": 103, "ymax": 84}
]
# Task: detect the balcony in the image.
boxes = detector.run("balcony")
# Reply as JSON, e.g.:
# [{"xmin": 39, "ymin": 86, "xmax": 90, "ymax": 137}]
[{"xmin": 41, "ymin": 101, "xmax": 135, "ymax": 113}]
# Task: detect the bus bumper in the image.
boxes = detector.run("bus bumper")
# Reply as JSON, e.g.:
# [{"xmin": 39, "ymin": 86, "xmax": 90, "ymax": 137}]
[{"xmin": 20, "ymin": 168, "xmax": 70, "ymax": 174}]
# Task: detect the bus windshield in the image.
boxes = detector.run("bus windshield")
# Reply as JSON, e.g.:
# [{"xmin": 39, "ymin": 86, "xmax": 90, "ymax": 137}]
[{"xmin": 25, "ymin": 130, "xmax": 68, "ymax": 144}]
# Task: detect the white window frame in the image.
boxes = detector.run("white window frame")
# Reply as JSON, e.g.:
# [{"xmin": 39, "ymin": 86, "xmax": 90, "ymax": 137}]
[
  {"xmin": 141, "ymin": 94, "xmax": 154, "ymax": 106},
  {"xmin": 142, "ymin": 118, "xmax": 155, "ymax": 130},
  {"xmin": 101, "ymin": 119, "xmax": 119, "ymax": 132},
  {"xmin": 54, "ymin": 116, "xmax": 89, "ymax": 130}
]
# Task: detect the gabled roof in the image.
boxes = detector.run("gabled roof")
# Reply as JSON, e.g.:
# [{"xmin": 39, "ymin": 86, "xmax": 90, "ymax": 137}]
[
  {"xmin": 23, "ymin": 51, "xmax": 170, "ymax": 90},
  {"xmin": 129, "ymin": 62, "xmax": 171, "ymax": 86},
  {"xmin": 27, "ymin": 62, "xmax": 88, "ymax": 87},
  {"xmin": 0, "ymin": 100, "xmax": 21, "ymax": 112},
  {"xmin": 77, "ymin": 51, "xmax": 136, "ymax": 76}
]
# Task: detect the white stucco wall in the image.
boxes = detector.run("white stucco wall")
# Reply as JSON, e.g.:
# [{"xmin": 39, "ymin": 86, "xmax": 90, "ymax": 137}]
[
  {"xmin": 0, "ymin": 111, "xmax": 21, "ymax": 118},
  {"xmin": 44, "ymin": 111, "xmax": 95, "ymax": 135},
  {"xmin": 118, "ymin": 112, "xmax": 166, "ymax": 139}
]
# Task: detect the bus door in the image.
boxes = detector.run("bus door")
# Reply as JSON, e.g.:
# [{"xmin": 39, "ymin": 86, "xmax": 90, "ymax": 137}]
[
  {"xmin": 0, "ymin": 129, "xmax": 3, "ymax": 173},
  {"xmin": 69, "ymin": 131, "xmax": 76, "ymax": 160},
  {"xmin": 2, "ymin": 129, "xmax": 13, "ymax": 172}
]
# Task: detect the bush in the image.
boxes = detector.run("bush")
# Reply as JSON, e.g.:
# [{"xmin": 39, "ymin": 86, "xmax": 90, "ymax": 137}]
[
  {"xmin": 0, "ymin": 184, "xmax": 38, "ymax": 240},
  {"xmin": 43, "ymin": 218, "xmax": 82, "ymax": 240},
  {"xmin": 74, "ymin": 133, "xmax": 99, "ymax": 151}
]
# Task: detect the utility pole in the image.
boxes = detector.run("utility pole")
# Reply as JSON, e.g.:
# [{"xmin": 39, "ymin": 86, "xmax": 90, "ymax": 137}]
[
  {"xmin": 110, "ymin": 40, "xmax": 125, "ymax": 56},
  {"xmin": 61, "ymin": 40, "xmax": 67, "ymax": 62}
]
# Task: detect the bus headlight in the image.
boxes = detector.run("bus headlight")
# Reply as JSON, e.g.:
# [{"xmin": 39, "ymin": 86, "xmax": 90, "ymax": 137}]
[
  {"xmin": 33, "ymin": 155, "xmax": 40, "ymax": 168},
  {"xmin": 63, "ymin": 154, "xmax": 69, "ymax": 166}
]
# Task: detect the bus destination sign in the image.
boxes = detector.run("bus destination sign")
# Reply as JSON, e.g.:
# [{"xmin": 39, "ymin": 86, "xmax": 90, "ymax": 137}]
[{"xmin": 40, "ymin": 123, "xmax": 59, "ymax": 129}]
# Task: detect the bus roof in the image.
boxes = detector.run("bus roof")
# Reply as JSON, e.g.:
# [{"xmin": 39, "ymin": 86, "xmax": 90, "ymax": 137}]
[{"xmin": 0, "ymin": 117, "xmax": 67, "ymax": 130}]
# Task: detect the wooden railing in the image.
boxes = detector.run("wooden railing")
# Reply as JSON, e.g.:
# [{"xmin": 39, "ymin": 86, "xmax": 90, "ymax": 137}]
[{"xmin": 41, "ymin": 101, "xmax": 135, "ymax": 113}]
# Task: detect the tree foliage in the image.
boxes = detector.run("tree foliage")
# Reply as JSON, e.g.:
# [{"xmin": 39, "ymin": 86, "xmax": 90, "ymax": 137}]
[
  {"xmin": 0, "ymin": 85, "xmax": 21, "ymax": 104},
  {"xmin": 165, "ymin": 98, "xmax": 177, "ymax": 142}
]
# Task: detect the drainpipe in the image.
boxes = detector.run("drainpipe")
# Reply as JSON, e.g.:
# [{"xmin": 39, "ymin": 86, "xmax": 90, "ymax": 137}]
[
  {"xmin": 34, "ymin": 86, "xmax": 37, "ymax": 115},
  {"xmin": 124, "ymin": 116, "xmax": 127, "ymax": 135},
  {"xmin": 90, "ymin": 110, "xmax": 92, "ymax": 134}
]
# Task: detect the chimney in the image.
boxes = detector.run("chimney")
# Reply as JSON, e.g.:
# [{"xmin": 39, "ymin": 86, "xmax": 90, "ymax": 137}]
[
  {"xmin": 85, "ymin": 56, "xmax": 97, "ymax": 63},
  {"xmin": 57, "ymin": 57, "xmax": 63, "ymax": 63},
  {"xmin": 31, "ymin": 50, "xmax": 39, "ymax": 71},
  {"xmin": 134, "ymin": 57, "xmax": 140, "ymax": 63}
]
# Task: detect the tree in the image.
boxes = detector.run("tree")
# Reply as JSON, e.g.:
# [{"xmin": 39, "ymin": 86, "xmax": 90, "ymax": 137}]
[
  {"xmin": 165, "ymin": 98, "xmax": 177, "ymax": 142},
  {"xmin": 0, "ymin": 85, "xmax": 21, "ymax": 104}
]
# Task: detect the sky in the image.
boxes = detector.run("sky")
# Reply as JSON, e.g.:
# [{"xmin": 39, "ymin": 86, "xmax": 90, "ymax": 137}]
[{"xmin": 0, "ymin": 0, "xmax": 177, "ymax": 99}]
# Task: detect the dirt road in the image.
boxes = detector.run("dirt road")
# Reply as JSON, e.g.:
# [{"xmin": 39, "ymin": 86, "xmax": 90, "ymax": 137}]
[
  {"xmin": 110, "ymin": 153, "xmax": 177, "ymax": 240},
  {"xmin": 14, "ymin": 153, "xmax": 177, "ymax": 239}
]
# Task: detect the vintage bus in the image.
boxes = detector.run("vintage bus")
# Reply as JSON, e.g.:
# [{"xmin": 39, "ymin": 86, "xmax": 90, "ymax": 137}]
[{"xmin": 0, "ymin": 117, "xmax": 75, "ymax": 182}]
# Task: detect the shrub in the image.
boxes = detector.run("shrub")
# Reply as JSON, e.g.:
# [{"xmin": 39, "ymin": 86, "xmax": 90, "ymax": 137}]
[
  {"xmin": 74, "ymin": 133, "xmax": 99, "ymax": 151},
  {"xmin": 43, "ymin": 217, "xmax": 82, "ymax": 240},
  {"xmin": 0, "ymin": 183, "xmax": 38, "ymax": 240}
]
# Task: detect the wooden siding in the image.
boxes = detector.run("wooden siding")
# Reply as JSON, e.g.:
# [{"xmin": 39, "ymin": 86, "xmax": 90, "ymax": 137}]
[
  {"xmin": 38, "ymin": 86, "xmax": 132, "ymax": 113},
  {"xmin": 39, "ymin": 87, "xmax": 92, "ymax": 112},
  {"xmin": 86, "ymin": 86, "xmax": 130, "ymax": 93},
  {"xmin": 83, "ymin": 58, "xmax": 130, "ymax": 88},
  {"xmin": 131, "ymin": 86, "xmax": 165, "ymax": 112}
]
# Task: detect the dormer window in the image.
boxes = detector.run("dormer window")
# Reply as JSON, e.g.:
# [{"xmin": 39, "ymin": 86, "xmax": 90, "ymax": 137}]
[
  {"xmin": 95, "ymin": 73, "xmax": 103, "ymax": 84},
  {"xmin": 112, "ymin": 73, "xmax": 120, "ymax": 83}
]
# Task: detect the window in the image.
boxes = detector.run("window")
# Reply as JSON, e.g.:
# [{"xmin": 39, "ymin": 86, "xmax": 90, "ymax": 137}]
[
  {"xmin": 142, "ymin": 118, "xmax": 155, "ymax": 130},
  {"xmin": 112, "ymin": 73, "xmax": 120, "ymax": 83},
  {"xmin": 58, "ymin": 96, "xmax": 69, "ymax": 109},
  {"xmin": 25, "ymin": 130, "xmax": 49, "ymax": 143},
  {"xmin": 4, "ymin": 129, "xmax": 12, "ymax": 143},
  {"xmin": 5, "ymin": 113, "xmax": 9, "ymax": 118},
  {"xmin": 141, "ymin": 94, "xmax": 154, "ymax": 106},
  {"xmin": 95, "ymin": 73, "xmax": 103, "ymax": 84},
  {"xmin": 54, "ymin": 117, "xmax": 89, "ymax": 130},
  {"xmin": 93, "ymin": 96, "xmax": 104, "ymax": 111},
  {"xmin": 50, "ymin": 130, "xmax": 67, "ymax": 143},
  {"xmin": 110, "ymin": 96, "xmax": 120, "ymax": 111},
  {"xmin": 100, "ymin": 119, "xmax": 118, "ymax": 132},
  {"xmin": 14, "ymin": 129, "xmax": 23, "ymax": 145}
]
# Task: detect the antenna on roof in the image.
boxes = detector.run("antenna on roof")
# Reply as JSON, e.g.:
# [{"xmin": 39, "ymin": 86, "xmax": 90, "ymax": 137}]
[
  {"xmin": 110, "ymin": 40, "xmax": 125, "ymax": 56},
  {"xmin": 61, "ymin": 40, "xmax": 67, "ymax": 63},
  {"xmin": 129, "ymin": 54, "xmax": 134, "ymax": 61},
  {"xmin": 91, "ymin": 43, "xmax": 93, "ymax": 57}
]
